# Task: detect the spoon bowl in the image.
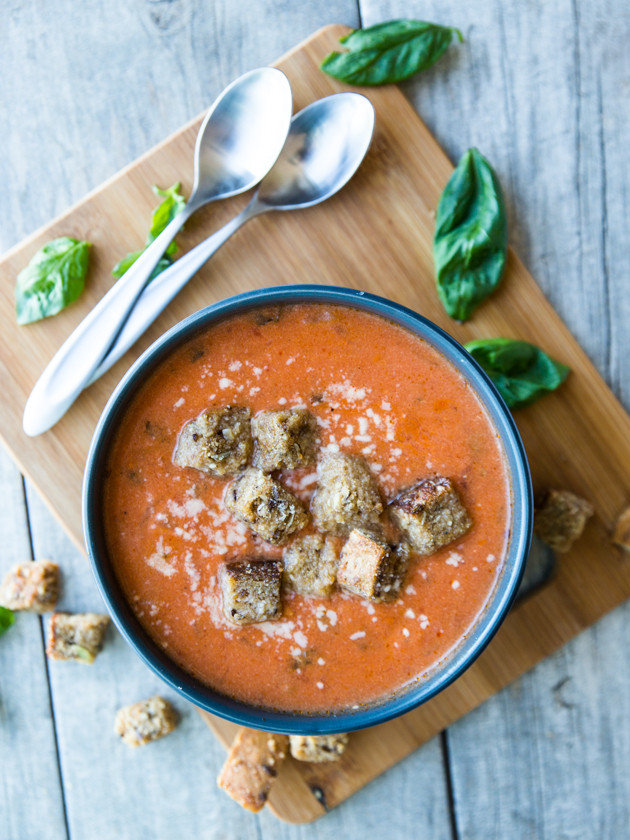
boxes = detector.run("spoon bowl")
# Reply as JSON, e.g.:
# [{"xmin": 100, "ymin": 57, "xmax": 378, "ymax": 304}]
[
  {"xmin": 192, "ymin": 69, "xmax": 294, "ymax": 205},
  {"xmin": 257, "ymin": 92, "xmax": 375, "ymax": 209}
]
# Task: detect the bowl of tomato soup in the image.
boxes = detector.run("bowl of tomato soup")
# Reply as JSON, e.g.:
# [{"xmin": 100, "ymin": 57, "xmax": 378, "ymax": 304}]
[{"xmin": 83, "ymin": 285, "xmax": 532, "ymax": 733}]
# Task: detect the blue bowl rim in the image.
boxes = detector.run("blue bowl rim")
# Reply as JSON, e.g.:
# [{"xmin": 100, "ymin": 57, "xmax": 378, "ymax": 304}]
[{"xmin": 83, "ymin": 284, "xmax": 533, "ymax": 734}]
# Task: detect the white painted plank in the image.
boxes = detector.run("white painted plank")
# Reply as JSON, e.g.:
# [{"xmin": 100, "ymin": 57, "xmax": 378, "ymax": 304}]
[
  {"xmin": 592, "ymin": 3, "xmax": 630, "ymax": 409},
  {"xmin": 0, "ymin": 445, "xmax": 67, "ymax": 840}
]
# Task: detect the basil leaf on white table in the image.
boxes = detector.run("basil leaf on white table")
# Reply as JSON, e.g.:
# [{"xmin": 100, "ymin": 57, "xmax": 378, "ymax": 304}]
[
  {"xmin": 0, "ymin": 605, "xmax": 14, "ymax": 636},
  {"xmin": 321, "ymin": 19, "xmax": 462, "ymax": 85}
]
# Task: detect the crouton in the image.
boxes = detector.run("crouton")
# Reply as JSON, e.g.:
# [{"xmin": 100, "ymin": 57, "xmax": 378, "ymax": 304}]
[
  {"xmin": 46, "ymin": 612, "xmax": 109, "ymax": 663},
  {"xmin": 289, "ymin": 733, "xmax": 349, "ymax": 763},
  {"xmin": 173, "ymin": 406, "xmax": 252, "ymax": 477},
  {"xmin": 534, "ymin": 489, "xmax": 594, "ymax": 552},
  {"xmin": 390, "ymin": 477, "xmax": 471, "ymax": 555},
  {"xmin": 220, "ymin": 559, "xmax": 283, "ymax": 625},
  {"xmin": 114, "ymin": 696, "xmax": 178, "ymax": 747},
  {"xmin": 283, "ymin": 533, "xmax": 338, "ymax": 598},
  {"xmin": 612, "ymin": 505, "xmax": 630, "ymax": 551},
  {"xmin": 218, "ymin": 728, "xmax": 289, "ymax": 812},
  {"xmin": 0, "ymin": 559, "xmax": 59, "ymax": 613},
  {"xmin": 337, "ymin": 528, "xmax": 409, "ymax": 602},
  {"xmin": 252, "ymin": 408, "xmax": 318, "ymax": 472},
  {"xmin": 224, "ymin": 468, "xmax": 308, "ymax": 544},
  {"xmin": 311, "ymin": 453, "xmax": 383, "ymax": 535}
]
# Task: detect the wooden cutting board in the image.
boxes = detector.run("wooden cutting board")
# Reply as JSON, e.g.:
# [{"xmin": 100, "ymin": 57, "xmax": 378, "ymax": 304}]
[{"xmin": 1, "ymin": 24, "xmax": 629, "ymax": 824}]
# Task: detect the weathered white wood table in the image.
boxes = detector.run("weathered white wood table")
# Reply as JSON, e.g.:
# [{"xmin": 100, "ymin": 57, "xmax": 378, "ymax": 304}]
[{"xmin": 1, "ymin": 1, "xmax": 629, "ymax": 837}]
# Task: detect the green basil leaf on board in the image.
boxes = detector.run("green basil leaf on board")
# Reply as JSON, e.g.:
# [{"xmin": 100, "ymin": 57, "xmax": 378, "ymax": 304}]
[
  {"xmin": 112, "ymin": 252, "xmax": 173, "ymax": 281},
  {"xmin": 434, "ymin": 148, "xmax": 508, "ymax": 321},
  {"xmin": 15, "ymin": 237, "xmax": 91, "ymax": 325},
  {"xmin": 148, "ymin": 184, "xmax": 187, "ymax": 255},
  {"xmin": 321, "ymin": 19, "xmax": 463, "ymax": 86},
  {"xmin": 111, "ymin": 250, "xmax": 143, "ymax": 279},
  {"xmin": 465, "ymin": 338, "xmax": 570, "ymax": 409},
  {"xmin": 0, "ymin": 605, "xmax": 14, "ymax": 636},
  {"xmin": 112, "ymin": 183, "xmax": 186, "ymax": 279}
]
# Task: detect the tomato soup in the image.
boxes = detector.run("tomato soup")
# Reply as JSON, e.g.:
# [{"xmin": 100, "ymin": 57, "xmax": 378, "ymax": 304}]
[{"xmin": 103, "ymin": 303, "xmax": 510, "ymax": 712}]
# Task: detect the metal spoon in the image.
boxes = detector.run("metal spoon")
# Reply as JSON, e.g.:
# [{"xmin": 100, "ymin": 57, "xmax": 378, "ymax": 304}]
[
  {"xmin": 88, "ymin": 92, "xmax": 375, "ymax": 384},
  {"xmin": 23, "ymin": 67, "xmax": 292, "ymax": 437}
]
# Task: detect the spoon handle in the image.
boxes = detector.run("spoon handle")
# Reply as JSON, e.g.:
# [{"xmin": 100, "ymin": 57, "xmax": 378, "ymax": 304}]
[
  {"xmin": 22, "ymin": 208, "xmax": 191, "ymax": 437},
  {"xmin": 86, "ymin": 203, "xmax": 260, "ymax": 385}
]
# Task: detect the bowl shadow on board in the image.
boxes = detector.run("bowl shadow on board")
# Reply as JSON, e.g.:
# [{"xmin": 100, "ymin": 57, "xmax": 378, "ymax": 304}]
[{"xmin": 516, "ymin": 536, "xmax": 556, "ymax": 601}]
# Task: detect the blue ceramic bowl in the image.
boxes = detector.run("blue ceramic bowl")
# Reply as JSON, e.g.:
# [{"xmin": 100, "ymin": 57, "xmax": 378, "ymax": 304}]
[{"xmin": 83, "ymin": 285, "xmax": 532, "ymax": 734}]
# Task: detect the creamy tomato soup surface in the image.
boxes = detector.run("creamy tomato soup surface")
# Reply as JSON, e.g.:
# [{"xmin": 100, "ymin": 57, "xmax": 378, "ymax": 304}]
[{"xmin": 103, "ymin": 303, "xmax": 510, "ymax": 713}]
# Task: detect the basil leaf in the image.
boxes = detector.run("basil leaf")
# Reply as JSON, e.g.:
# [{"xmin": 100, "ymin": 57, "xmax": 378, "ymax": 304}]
[
  {"xmin": 15, "ymin": 237, "xmax": 91, "ymax": 325},
  {"xmin": 434, "ymin": 148, "xmax": 508, "ymax": 321},
  {"xmin": 465, "ymin": 338, "xmax": 570, "ymax": 409},
  {"xmin": 113, "ymin": 183, "xmax": 186, "ymax": 279},
  {"xmin": 0, "ymin": 605, "xmax": 14, "ymax": 636},
  {"xmin": 321, "ymin": 19, "xmax": 463, "ymax": 86},
  {"xmin": 148, "ymin": 184, "xmax": 187, "ymax": 255},
  {"xmin": 112, "ymin": 252, "xmax": 173, "ymax": 280}
]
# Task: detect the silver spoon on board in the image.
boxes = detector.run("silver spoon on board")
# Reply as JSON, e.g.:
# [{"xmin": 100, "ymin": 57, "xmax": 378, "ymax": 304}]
[
  {"xmin": 87, "ymin": 92, "xmax": 375, "ymax": 384},
  {"xmin": 23, "ymin": 67, "xmax": 293, "ymax": 437}
]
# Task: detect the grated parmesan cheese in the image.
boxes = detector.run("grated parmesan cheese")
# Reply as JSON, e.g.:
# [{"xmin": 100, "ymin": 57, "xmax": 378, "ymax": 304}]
[
  {"xmin": 146, "ymin": 537, "xmax": 177, "ymax": 577},
  {"xmin": 327, "ymin": 381, "xmax": 369, "ymax": 403}
]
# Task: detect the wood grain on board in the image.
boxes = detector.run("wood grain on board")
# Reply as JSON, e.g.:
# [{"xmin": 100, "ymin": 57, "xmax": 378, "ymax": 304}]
[{"xmin": 0, "ymin": 24, "xmax": 629, "ymax": 824}]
